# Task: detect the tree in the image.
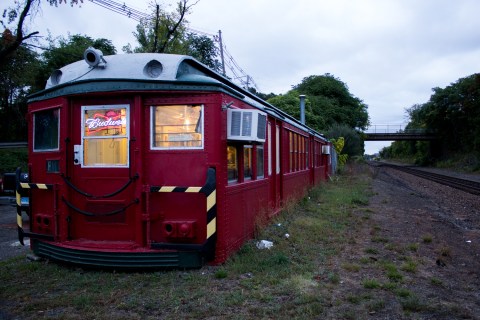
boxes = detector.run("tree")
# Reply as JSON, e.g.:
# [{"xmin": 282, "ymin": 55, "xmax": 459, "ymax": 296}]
[
  {"xmin": 0, "ymin": 0, "xmax": 83, "ymax": 67},
  {"xmin": 266, "ymin": 74, "xmax": 369, "ymax": 135},
  {"xmin": 184, "ymin": 33, "xmax": 221, "ymax": 72},
  {"xmin": 0, "ymin": 0, "xmax": 39, "ymax": 67},
  {"xmin": 34, "ymin": 34, "xmax": 116, "ymax": 91},
  {"xmin": 293, "ymin": 74, "xmax": 370, "ymax": 131},
  {"xmin": 124, "ymin": 1, "xmax": 221, "ymax": 72},
  {"xmin": 267, "ymin": 90, "xmax": 325, "ymax": 131},
  {"xmin": 0, "ymin": 41, "xmax": 39, "ymax": 141},
  {"xmin": 330, "ymin": 137, "xmax": 348, "ymax": 169},
  {"xmin": 324, "ymin": 123, "xmax": 364, "ymax": 157},
  {"xmin": 126, "ymin": 0, "xmax": 197, "ymax": 54},
  {"xmin": 382, "ymin": 73, "xmax": 480, "ymax": 165}
]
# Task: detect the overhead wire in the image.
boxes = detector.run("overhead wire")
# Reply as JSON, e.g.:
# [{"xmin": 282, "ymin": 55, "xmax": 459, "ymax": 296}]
[
  {"xmin": 88, "ymin": 0, "xmax": 152, "ymax": 22},
  {"xmin": 86, "ymin": 0, "xmax": 259, "ymax": 90}
]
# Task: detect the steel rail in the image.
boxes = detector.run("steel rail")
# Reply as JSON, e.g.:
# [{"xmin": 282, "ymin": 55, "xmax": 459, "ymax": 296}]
[{"xmin": 370, "ymin": 162, "xmax": 480, "ymax": 195}]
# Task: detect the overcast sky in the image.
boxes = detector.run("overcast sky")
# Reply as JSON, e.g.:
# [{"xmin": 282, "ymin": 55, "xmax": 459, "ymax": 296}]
[{"xmin": 6, "ymin": 0, "xmax": 480, "ymax": 153}]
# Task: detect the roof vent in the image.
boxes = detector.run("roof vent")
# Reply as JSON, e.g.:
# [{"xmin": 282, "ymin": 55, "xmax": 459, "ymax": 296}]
[
  {"xmin": 50, "ymin": 69, "xmax": 63, "ymax": 86},
  {"xmin": 83, "ymin": 47, "xmax": 106, "ymax": 68},
  {"xmin": 143, "ymin": 60, "xmax": 163, "ymax": 78}
]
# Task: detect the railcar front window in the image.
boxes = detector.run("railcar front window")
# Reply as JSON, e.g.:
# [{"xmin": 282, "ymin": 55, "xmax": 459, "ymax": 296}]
[
  {"xmin": 82, "ymin": 105, "xmax": 129, "ymax": 167},
  {"xmin": 151, "ymin": 105, "xmax": 203, "ymax": 149},
  {"xmin": 33, "ymin": 108, "xmax": 59, "ymax": 152}
]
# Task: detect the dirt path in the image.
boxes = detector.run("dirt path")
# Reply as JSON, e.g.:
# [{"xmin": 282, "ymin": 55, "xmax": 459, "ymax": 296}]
[
  {"xmin": 0, "ymin": 199, "xmax": 30, "ymax": 261},
  {"xmin": 325, "ymin": 165, "xmax": 480, "ymax": 319}
]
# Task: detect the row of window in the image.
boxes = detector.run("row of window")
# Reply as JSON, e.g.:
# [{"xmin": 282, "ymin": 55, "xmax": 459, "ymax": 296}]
[
  {"xmin": 33, "ymin": 105, "xmax": 329, "ymax": 178},
  {"xmin": 288, "ymin": 131, "xmax": 309, "ymax": 173},
  {"xmin": 227, "ymin": 128, "xmax": 329, "ymax": 184},
  {"xmin": 33, "ymin": 104, "xmax": 204, "ymax": 167},
  {"xmin": 227, "ymin": 144, "xmax": 264, "ymax": 183}
]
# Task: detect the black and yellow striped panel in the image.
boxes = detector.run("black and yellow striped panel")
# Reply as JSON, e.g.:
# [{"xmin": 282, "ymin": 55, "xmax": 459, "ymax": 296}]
[
  {"xmin": 16, "ymin": 182, "xmax": 54, "ymax": 244},
  {"xmin": 150, "ymin": 168, "xmax": 217, "ymax": 241},
  {"xmin": 150, "ymin": 186, "xmax": 202, "ymax": 193},
  {"xmin": 19, "ymin": 183, "xmax": 54, "ymax": 190}
]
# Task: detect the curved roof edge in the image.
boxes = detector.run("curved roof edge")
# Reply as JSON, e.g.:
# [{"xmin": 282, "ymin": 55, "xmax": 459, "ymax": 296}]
[{"xmin": 30, "ymin": 52, "xmax": 327, "ymax": 141}]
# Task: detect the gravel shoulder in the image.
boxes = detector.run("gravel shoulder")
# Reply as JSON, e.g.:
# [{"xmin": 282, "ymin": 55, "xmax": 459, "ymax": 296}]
[
  {"xmin": 0, "ymin": 200, "xmax": 30, "ymax": 261},
  {"xmin": 326, "ymin": 164, "xmax": 480, "ymax": 319}
]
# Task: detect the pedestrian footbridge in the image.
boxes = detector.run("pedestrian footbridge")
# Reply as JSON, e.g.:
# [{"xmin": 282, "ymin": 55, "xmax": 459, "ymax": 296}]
[{"xmin": 364, "ymin": 125, "xmax": 437, "ymax": 141}]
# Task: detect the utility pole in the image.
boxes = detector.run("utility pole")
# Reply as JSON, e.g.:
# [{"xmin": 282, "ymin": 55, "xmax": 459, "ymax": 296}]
[
  {"xmin": 218, "ymin": 30, "xmax": 226, "ymax": 76},
  {"xmin": 152, "ymin": 4, "xmax": 160, "ymax": 52}
]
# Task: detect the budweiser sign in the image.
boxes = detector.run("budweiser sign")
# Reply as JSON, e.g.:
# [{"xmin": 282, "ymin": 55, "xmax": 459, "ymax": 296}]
[{"xmin": 85, "ymin": 109, "xmax": 126, "ymax": 135}]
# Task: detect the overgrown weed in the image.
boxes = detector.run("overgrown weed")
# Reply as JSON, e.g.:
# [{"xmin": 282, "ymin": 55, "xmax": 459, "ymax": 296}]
[{"xmin": 0, "ymin": 164, "xmax": 373, "ymax": 319}]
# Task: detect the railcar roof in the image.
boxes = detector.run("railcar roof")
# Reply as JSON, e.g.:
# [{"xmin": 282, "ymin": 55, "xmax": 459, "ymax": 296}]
[
  {"xmin": 44, "ymin": 53, "xmax": 214, "ymax": 89},
  {"xmin": 31, "ymin": 52, "xmax": 327, "ymax": 141}
]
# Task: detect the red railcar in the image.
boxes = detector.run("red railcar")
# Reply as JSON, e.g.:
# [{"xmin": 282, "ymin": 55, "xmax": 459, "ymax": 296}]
[{"xmin": 17, "ymin": 48, "xmax": 333, "ymax": 268}]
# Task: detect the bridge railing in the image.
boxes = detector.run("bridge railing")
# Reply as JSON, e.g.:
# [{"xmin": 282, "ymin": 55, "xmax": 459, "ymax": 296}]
[
  {"xmin": 365, "ymin": 125, "xmax": 404, "ymax": 134},
  {"xmin": 365, "ymin": 125, "xmax": 431, "ymax": 134}
]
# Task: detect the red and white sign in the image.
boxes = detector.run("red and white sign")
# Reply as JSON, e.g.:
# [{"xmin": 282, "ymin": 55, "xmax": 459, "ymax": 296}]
[{"xmin": 85, "ymin": 109, "xmax": 126, "ymax": 136}]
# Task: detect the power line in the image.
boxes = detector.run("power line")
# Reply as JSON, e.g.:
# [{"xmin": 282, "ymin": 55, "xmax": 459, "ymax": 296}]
[
  {"xmin": 88, "ymin": 0, "xmax": 258, "ymax": 91},
  {"xmin": 88, "ymin": 0, "xmax": 152, "ymax": 22}
]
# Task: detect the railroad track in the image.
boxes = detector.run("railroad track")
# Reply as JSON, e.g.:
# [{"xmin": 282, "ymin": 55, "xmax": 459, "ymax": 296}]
[{"xmin": 370, "ymin": 162, "xmax": 480, "ymax": 196}]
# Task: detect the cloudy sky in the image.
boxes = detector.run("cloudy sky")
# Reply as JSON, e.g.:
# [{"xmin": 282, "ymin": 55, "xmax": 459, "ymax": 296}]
[{"xmin": 5, "ymin": 0, "xmax": 480, "ymax": 153}]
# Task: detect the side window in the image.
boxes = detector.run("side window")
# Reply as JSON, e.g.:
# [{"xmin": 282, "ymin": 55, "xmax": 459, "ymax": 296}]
[
  {"xmin": 151, "ymin": 105, "xmax": 203, "ymax": 149},
  {"xmin": 82, "ymin": 105, "xmax": 129, "ymax": 167},
  {"xmin": 276, "ymin": 125, "xmax": 280, "ymax": 174},
  {"xmin": 33, "ymin": 108, "xmax": 60, "ymax": 152},
  {"xmin": 227, "ymin": 144, "xmax": 238, "ymax": 182},
  {"xmin": 289, "ymin": 131, "xmax": 293, "ymax": 172},
  {"xmin": 267, "ymin": 123, "xmax": 272, "ymax": 176},
  {"xmin": 244, "ymin": 145, "xmax": 252, "ymax": 180},
  {"xmin": 227, "ymin": 144, "xmax": 264, "ymax": 183},
  {"xmin": 257, "ymin": 145, "xmax": 264, "ymax": 179}
]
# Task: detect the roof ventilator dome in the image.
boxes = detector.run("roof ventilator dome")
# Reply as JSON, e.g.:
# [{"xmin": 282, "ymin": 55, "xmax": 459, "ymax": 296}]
[
  {"xmin": 84, "ymin": 47, "xmax": 107, "ymax": 68},
  {"xmin": 143, "ymin": 60, "xmax": 163, "ymax": 78},
  {"xmin": 49, "ymin": 69, "xmax": 63, "ymax": 85}
]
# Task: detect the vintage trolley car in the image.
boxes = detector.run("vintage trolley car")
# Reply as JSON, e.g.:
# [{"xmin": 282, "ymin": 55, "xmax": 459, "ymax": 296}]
[{"xmin": 17, "ymin": 48, "xmax": 333, "ymax": 268}]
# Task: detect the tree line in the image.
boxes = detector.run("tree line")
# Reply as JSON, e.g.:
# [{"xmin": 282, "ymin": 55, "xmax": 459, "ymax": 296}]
[
  {"xmin": 1, "ymin": 0, "xmax": 370, "ymax": 158},
  {"xmin": 380, "ymin": 73, "xmax": 480, "ymax": 169}
]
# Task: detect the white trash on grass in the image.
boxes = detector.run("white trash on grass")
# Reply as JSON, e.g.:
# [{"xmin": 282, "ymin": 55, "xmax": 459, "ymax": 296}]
[{"xmin": 256, "ymin": 240, "xmax": 273, "ymax": 250}]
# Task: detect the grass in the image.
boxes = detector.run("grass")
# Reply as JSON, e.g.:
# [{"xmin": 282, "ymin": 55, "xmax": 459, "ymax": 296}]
[
  {"xmin": 422, "ymin": 234, "xmax": 433, "ymax": 243},
  {"xmin": 364, "ymin": 247, "xmax": 379, "ymax": 255},
  {"xmin": 401, "ymin": 259, "xmax": 418, "ymax": 273},
  {"xmin": 406, "ymin": 243, "xmax": 419, "ymax": 252},
  {"xmin": 362, "ymin": 279, "xmax": 382, "ymax": 289},
  {"xmin": 382, "ymin": 262, "xmax": 403, "ymax": 282},
  {"xmin": 400, "ymin": 295, "xmax": 427, "ymax": 312},
  {"xmin": 0, "ymin": 163, "xmax": 434, "ymax": 319},
  {"xmin": 430, "ymin": 277, "xmax": 444, "ymax": 287},
  {"xmin": 0, "ymin": 165, "xmax": 372, "ymax": 319}
]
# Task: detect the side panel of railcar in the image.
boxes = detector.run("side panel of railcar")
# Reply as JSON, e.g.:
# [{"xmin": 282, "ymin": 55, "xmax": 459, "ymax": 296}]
[
  {"xmin": 27, "ymin": 97, "xmax": 68, "ymax": 243},
  {"xmin": 281, "ymin": 123, "xmax": 312, "ymax": 203},
  {"xmin": 267, "ymin": 119, "xmax": 283, "ymax": 212},
  {"xmin": 142, "ymin": 93, "xmax": 221, "ymax": 250},
  {"xmin": 312, "ymin": 137, "xmax": 330, "ymax": 183},
  {"xmin": 218, "ymin": 95, "xmax": 272, "ymax": 262}
]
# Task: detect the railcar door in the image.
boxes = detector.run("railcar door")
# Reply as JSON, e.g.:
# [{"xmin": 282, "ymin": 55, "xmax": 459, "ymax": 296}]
[
  {"xmin": 268, "ymin": 120, "xmax": 282, "ymax": 211},
  {"xmin": 65, "ymin": 102, "xmax": 137, "ymax": 243}
]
